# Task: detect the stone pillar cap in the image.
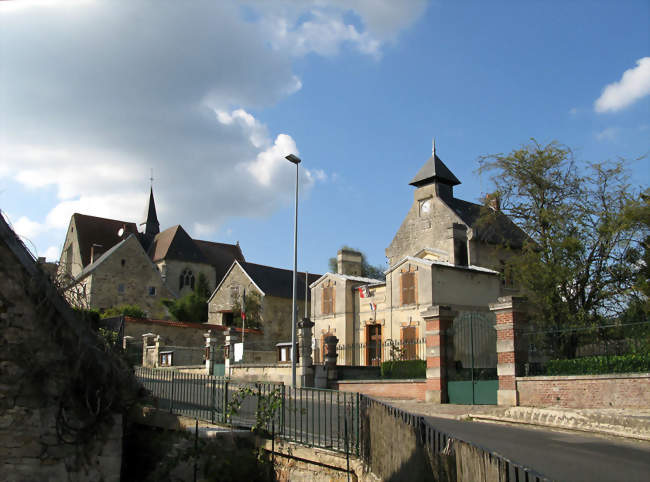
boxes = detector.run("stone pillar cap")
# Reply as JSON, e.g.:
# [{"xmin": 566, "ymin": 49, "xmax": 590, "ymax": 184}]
[
  {"xmin": 489, "ymin": 296, "xmax": 528, "ymax": 311},
  {"xmin": 420, "ymin": 305, "xmax": 457, "ymax": 319}
]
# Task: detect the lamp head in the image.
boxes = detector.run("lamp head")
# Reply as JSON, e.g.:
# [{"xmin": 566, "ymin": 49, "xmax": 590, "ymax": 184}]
[{"xmin": 285, "ymin": 154, "xmax": 302, "ymax": 165}]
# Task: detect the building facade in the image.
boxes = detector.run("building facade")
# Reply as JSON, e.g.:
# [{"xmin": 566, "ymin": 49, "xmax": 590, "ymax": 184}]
[{"xmin": 311, "ymin": 144, "xmax": 526, "ymax": 366}]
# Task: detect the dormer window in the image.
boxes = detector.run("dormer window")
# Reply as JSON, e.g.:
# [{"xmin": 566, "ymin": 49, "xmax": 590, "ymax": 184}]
[{"xmin": 179, "ymin": 269, "xmax": 195, "ymax": 291}]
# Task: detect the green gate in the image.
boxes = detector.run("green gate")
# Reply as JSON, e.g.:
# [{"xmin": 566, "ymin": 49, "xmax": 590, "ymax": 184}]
[{"xmin": 447, "ymin": 311, "xmax": 498, "ymax": 405}]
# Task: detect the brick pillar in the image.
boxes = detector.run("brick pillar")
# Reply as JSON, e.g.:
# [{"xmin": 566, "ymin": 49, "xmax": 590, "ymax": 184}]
[
  {"xmin": 224, "ymin": 329, "xmax": 238, "ymax": 378},
  {"xmin": 204, "ymin": 330, "xmax": 217, "ymax": 375},
  {"xmin": 489, "ymin": 296, "xmax": 528, "ymax": 406},
  {"xmin": 422, "ymin": 306, "xmax": 457, "ymax": 403},
  {"xmin": 298, "ymin": 318, "xmax": 314, "ymax": 387}
]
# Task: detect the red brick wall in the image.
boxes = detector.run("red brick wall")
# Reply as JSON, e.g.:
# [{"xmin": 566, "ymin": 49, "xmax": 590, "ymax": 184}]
[
  {"xmin": 334, "ymin": 381, "xmax": 427, "ymax": 401},
  {"xmin": 517, "ymin": 373, "xmax": 650, "ymax": 408}
]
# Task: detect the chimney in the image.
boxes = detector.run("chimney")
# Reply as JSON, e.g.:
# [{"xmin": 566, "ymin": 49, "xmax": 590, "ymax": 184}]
[
  {"xmin": 90, "ymin": 244, "xmax": 104, "ymax": 264},
  {"xmin": 337, "ymin": 249, "xmax": 363, "ymax": 276},
  {"xmin": 485, "ymin": 193, "xmax": 500, "ymax": 211}
]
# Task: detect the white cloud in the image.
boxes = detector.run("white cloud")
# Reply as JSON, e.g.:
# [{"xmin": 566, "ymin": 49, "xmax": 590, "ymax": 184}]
[
  {"xmin": 595, "ymin": 127, "xmax": 620, "ymax": 142},
  {"xmin": 0, "ymin": 0, "xmax": 425, "ymax": 247},
  {"xmin": 594, "ymin": 57, "xmax": 650, "ymax": 113},
  {"xmin": 12, "ymin": 215, "xmax": 47, "ymax": 239},
  {"xmin": 44, "ymin": 246, "xmax": 60, "ymax": 262}
]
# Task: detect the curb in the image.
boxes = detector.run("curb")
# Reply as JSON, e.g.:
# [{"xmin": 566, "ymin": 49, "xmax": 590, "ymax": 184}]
[{"xmin": 468, "ymin": 413, "xmax": 650, "ymax": 442}]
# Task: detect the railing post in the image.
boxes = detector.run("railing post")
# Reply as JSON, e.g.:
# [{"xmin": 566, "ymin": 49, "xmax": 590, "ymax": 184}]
[
  {"xmin": 169, "ymin": 370, "xmax": 175, "ymax": 413},
  {"xmin": 223, "ymin": 380, "xmax": 229, "ymax": 424},
  {"xmin": 210, "ymin": 377, "xmax": 216, "ymax": 424},
  {"xmin": 280, "ymin": 384, "xmax": 286, "ymax": 436},
  {"xmin": 356, "ymin": 392, "xmax": 360, "ymax": 456}
]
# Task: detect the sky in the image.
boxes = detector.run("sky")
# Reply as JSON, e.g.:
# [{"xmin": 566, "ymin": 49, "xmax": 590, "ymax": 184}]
[{"xmin": 1, "ymin": 0, "xmax": 649, "ymax": 276}]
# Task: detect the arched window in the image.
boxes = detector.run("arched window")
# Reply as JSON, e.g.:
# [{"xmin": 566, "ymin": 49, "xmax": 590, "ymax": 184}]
[{"xmin": 179, "ymin": 268, "xmax": 195, "ymax": 291}]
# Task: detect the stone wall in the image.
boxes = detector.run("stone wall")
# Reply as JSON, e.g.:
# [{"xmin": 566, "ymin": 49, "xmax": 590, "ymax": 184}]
[
  {"xmin": 229, "ymin": 364, "xmax": 293, "ymax": 384},
  {"xmin": 84, "ymin": 235, "xmax": 173, "ymax": 317},
  {"xmin": 516, "ymin": 373, "xmax": 650, "ymax": 409},
  {"xmin": 335, "ymin": 380, "xmax": 427, "ymax": 400},
  {"xmin": 1, "ymin": 221, "xmax": 127, "ymax": 481},
  {"xmin": 125, "ymin": 316, "xmax": 215, "ymax": 347},
  {"xmin": 157, "ymin": 258, "xmax": 216, "ymax": 298}
]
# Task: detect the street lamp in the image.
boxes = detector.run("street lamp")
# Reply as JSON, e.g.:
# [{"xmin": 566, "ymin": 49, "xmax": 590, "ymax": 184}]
[{"xmin": 285, "ymin": 153, "xmax": 301, "ymax": 387}]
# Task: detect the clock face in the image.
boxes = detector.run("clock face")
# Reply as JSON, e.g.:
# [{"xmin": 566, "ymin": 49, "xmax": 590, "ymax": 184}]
[{"xmin": 420, "ymin": 199, "xmax": 431, "ymax": 215}]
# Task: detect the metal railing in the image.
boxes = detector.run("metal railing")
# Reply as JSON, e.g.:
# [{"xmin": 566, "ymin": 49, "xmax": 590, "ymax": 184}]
[
  {"xmin": 134, "ymin": 367, "xmax": 359, "ymax": 455},
  {"xmin": 359, "ymin": 396, "xmax": 551, "ymax": 482},
  {"xmin": 333, "ymin": 337, "xmax": 426, "ymax": 366}
]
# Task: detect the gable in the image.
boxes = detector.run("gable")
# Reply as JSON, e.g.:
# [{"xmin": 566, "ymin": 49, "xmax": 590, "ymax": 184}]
[
  {"xmin": 72, "ymin": 213, "xmax": 138, "ymax": 267},
  {"xmin": 148, "ymin": 225, "xmax": 207, "ymax": 263}
]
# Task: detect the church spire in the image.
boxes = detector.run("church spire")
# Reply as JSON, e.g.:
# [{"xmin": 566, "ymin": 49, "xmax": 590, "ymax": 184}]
[{"xmin": 140, "ymin": 185, "xmax": 160, "ymax": 237}]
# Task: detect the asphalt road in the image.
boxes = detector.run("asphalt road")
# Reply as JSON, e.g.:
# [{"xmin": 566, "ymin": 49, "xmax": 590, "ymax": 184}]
[{"xmin": 424, "ymin": 416, "xmax": 650, "ymax": 482}]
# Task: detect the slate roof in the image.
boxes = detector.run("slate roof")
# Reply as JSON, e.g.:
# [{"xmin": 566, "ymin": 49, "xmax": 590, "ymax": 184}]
[
  {"xmin": 445, "ymin": 197, "xmax": 528, "ymax": 248},
  {"xmin": 148, "ymin": 225, "xmax": 207, "ymax": 263},
  {"xmin": 409, "ymin": 154, "xmax": 461, "ymax": 187},
  {"xmin": 239, "ymin": 262, "xmax": 321, "ymax": 300},
  {"xmin": 72, "ymin": 213, "xmax": 138, "ymax": 267},
  {"xmin": 194, "ymin": 239, "xmax": 245, "ymax": 283},
  {"xmin": 76, "ymin": 236, "xmax": 129, "ymax": 279}
]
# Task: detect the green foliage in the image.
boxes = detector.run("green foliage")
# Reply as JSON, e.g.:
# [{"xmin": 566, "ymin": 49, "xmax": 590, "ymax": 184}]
[
  {"xmin": 225, "ymin": 385, "xmax": 282, "ymax": 436},
  {"xmin": 328, "ymin": 245, "xmax": 386, "ymax": 280},
  {"xmin": 231, "ymin": 291, "xmax": 262, "ymax": 329},
  {"xmin": 545, "ymin": 353, "xmax": 650, "ymax": 375},
  {"xmin": 72, "ymin": 306, "xmax": 101, "ymax": 327},
  {"xmin": 98, "ymin": 327, "xmax": 120, "ymax": 347},
  {"xmin": 101, "ymin": 304, "xmax": 146, "ymax": 319},
  {"xmin": 161, "ymin": 272, "xmax": 211, "ymax": 322},
  {"xmin": 381, "ymin": 359, "xmax": 426, "ymax": 379},
  {"xmin": 478, "ymin": 140, "xmax": 648, "ymax": 357}
]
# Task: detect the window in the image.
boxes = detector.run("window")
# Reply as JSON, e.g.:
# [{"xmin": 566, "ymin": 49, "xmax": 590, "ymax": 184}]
[
  {"xmin": 401, "ymin": 271, "xmax": 416, "ymax": 305},
  {"xmin": 159, "ymin": 352, "xmax": 173, "ymax": 367},
  {"xmin": 454, "ymin": 238, "xmax": 468, "ymax": 266},
  {"xmin": 179, "ymin": 268, "xmax": 195, "ymax": 291},
  {"xmin": 121, "ymin": 259, "xmax": 126, "ymax": 267},
  {"xmin": 117, "ymin": 283, "xmax": 125, "ymax": 293},
  {"xmin": 148, "ymin": 286, "xmax": 156, "ymax": 296},
  {"xmin": 500, "ymin": 262, "xmax": 516, "ymax": 289},
  {"xmin": 322, "ymin": 286, "xmax": 335, "ymax": 315}
]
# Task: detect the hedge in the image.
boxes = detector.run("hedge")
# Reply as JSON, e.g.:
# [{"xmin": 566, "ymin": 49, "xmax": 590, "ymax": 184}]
[
  {"xmin": 544, "ymin": 353, "xmax": 650, "ymax": 376},
  {"xmin": 381, "ymin": 359, "xmax": 426, "ymax": 379}
]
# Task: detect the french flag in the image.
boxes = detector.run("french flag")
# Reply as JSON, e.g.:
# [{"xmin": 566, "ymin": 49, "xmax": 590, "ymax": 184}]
[{"xmin": 358, "ymin": 286, "xmax": 370, "ymax": 298}]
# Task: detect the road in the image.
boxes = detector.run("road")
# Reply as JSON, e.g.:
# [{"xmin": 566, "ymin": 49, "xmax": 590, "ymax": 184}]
[{"xmin": 424, "ymin": 415, "xmax": 650, "ymax": 482}]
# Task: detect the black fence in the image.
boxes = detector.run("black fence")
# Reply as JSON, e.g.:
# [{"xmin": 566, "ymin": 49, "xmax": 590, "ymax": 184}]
[
  {"xmin": 333, "ymin": 338, "xmax": 426, "ymax": 366},
  {"xmin": 134, "ymin": 367, "xmax": 359, "ymax": 455},
  {"xmin": 520, "ymin": 320, "xmax": 650, "ymax": 376}
]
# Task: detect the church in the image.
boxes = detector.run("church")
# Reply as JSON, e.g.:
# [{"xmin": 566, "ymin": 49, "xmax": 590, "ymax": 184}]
[
  {"xmin": 57, "ymin": 187, "xmax": 244, "ymax": 317},
  {"xmin": 310, "ymin": 143, "xmax": 528, "ymax": 365}
]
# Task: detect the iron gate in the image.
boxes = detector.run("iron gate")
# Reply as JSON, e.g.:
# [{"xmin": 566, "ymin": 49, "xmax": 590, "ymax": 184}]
[{"xmin": 447, "ymin": 311, "xmax": 498, "ymax": 404}]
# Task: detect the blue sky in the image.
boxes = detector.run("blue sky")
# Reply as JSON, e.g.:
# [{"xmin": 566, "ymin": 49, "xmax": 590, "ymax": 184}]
[{"xmin": 1, "ymin": 0, "xmax": 648, "ymax": 276}]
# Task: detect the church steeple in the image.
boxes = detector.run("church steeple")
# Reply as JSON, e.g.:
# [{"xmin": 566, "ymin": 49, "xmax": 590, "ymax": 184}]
[{"xmin": 140, "ymin": 186, "xmax": 160, "ymax": 236}]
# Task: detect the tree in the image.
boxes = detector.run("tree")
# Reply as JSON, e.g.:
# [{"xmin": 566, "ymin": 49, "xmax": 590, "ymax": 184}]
[
  {"xmin": 101, "ymin": 304, "xmax": 147, "ymax": 319},
  {"xmin": 161, "ymin": 272, "xmax": 211, "ymax": 322},
  {"xmin": 478, "ymin": 140, "xmax": 648, "ymax": 356},
  {"xmin": 328, "ymin": 246, "xmax": 386, "ymax": 280},
  {"xmin": 230, "ymin": 291, "xmax": 262, "ymax": 329}
]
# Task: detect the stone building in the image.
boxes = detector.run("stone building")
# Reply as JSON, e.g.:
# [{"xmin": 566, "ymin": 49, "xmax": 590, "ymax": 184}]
[
  {"xmin": 207, "ymin": 260, "xmax": 321, "ymax": 350},
  {"xmin": 0, "ymin": 211, "xmax": 126, "ymax": 480},
  {"xmin": 311, "ymin": 144, "xmax": 527, "ymax": 365},
  {"xmin": 57, "ymin": 187, "xmax": 244, "ymax": 317}
]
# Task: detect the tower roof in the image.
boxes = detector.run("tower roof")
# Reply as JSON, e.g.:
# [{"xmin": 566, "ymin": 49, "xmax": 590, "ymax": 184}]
[
  {"xmin": 409, "ymin": 154, "xmax": 461, "ymax": 188},
  {"xmin": 140, "ymin": 187, "xmax": 160, "ymax": 236}
]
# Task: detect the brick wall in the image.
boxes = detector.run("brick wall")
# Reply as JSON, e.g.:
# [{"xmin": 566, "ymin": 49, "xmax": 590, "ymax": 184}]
[
  {"xmin": 334, "ymin": 380, "xmax": 427, "ymax": 400},
  {"xmin": 516, "ymin": 373, "xmax": 650, "ymax": 408}
]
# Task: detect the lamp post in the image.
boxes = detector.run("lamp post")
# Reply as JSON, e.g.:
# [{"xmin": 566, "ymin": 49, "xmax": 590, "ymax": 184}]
[{"xmin": 285, "ymin": 153, "xmax": 301, "ymax": 387}]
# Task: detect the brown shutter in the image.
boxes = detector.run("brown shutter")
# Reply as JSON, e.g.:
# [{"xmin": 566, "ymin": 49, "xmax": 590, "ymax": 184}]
[{"xmin": 402, "ymin": 272, "xmax": 415, "ymax": 305}]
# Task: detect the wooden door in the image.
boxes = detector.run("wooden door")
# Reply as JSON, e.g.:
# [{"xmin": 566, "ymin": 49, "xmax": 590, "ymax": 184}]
[{"xmin": 366, "ymin": 324, "xmax": 382, "ymax": 366}]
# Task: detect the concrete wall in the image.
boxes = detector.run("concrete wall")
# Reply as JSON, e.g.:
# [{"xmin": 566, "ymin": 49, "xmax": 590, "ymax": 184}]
[
  {"xmin": 516, "ymin": 373, "xmax": 650, "ymax": 409},
  {"xmin": 335, "ymin": 380, "xmax": 427, "ymax": 400},
  {"xmin": 229, "ymin": 365, "xmax": 293, "ymax": 384},
  {"xmin": 83, "ymin": 236, "xmax": 173, "ymax": 317}
]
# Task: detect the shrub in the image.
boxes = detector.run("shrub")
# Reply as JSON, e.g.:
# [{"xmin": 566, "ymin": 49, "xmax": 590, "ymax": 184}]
[
  {"xmin": 101, "ymin": 304, "xmax": 147, "ymax": 319},
  {"xmin": 381, "ymin": 359, "xmax": 426, "ymax": 379},
  {"xmin": 545, "ymin": 353, "xmax": 650, "ymax": 375}
]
